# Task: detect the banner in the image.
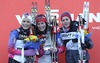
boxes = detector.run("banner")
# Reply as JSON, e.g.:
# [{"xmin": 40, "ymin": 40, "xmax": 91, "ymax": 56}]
[{"xmin": 0, "ymin": 0, "xmax": 100, "ymax": 63}]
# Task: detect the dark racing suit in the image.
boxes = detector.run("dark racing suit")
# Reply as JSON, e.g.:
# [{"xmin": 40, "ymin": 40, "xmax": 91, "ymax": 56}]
[{"xmin": 60, "ymin": 21, "xmax": 93, "ymax": 63}]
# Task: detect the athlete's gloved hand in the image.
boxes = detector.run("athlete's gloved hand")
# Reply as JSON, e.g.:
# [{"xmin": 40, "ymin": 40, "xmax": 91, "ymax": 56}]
[
  {"xmin": 81, "ymin": 43, "xmax": 86, "ymax": 50},
  {"xmin": 80, "ymin": 33, "xmax": 92, "ymax": 49},
  {"xmin": 48, "ymin": 47, "xmax": 58, "ymax": 53}
]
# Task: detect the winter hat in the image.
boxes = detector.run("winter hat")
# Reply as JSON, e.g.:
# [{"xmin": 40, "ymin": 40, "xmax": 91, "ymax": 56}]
[
  {"xmin": 35, "ymin": 14, "xmax": 47, "ymax": 23},
  {"xmin": 22, "ymin": 13, "xmax": 32, "ymax": 23},
  {"xmin": 61, "ymin": 12, "xmax": 72, "ymax": 21}
]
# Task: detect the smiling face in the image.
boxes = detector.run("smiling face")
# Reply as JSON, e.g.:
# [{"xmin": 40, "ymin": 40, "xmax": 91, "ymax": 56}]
[
  {"xmin": 21, "ymin": 18, "xmax": 31, "ymax": 30},
  {"xmin": 37, "ymin": 21, "xmax": 46, "ymax": 32},
  {"xmin": 61, "ymin": 16, "xmax": 71, "ymax": 28}
]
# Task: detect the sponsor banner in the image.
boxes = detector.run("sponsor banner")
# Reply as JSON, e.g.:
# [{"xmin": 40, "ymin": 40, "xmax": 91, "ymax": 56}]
[{"xmin": 0, "ymin": 0, "xmax": 100, "ymax": 63}]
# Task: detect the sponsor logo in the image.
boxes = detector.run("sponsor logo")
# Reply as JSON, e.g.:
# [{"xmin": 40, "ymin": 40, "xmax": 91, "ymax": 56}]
[
  {"xmin": 60, "ymin": 32, "xmax": 77, "ymax": 40},
  {"xmin": 16, "ymin": 9, "xmax": 100, "ymax": 30}
]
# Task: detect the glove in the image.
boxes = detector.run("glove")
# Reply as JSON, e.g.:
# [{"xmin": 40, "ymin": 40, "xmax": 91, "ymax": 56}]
[
  {"xmin": 81, "ymin": 43, "xmax": 86, "ymax": 50},
  {"xmin": 85, "ymin": 41, "xmax": 91, "ymax": 48},
  {"xmin": 72, "ymin": 39, "xmax": 78, "ymax": 43},
  {"xmin": 48, "ymin": 47, "xmax": 58, "ymax": 53},
  {"xmin": 84, "ymin": 33, "xmax": 92, "ymax": 48},
  {"xmin": 81, "ymin": 41, "xmax": 92, "ymax": 49}
]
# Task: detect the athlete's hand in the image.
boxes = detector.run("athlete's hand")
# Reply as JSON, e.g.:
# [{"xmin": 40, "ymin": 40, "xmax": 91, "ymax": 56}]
[{"xmin": 48, "ymin": 47, "xmax": 57, "ymax": 53}]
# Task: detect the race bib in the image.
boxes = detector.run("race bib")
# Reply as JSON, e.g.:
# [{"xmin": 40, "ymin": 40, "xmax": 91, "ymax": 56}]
[{"xmin": 60, "ymin": 32, "xmax": 77, "ymax": 40}]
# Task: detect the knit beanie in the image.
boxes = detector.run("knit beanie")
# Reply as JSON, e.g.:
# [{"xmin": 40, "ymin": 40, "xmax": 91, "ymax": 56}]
[
  {"xmin": 61, "ymin": 12, "xmax": 72, "ymax": 21},
  {"xmin": 22, "ymin": 13, "xmax": 32, "ymax": 23},
  {"xmin": 35, "ymin": 14, "xmax": 47, "ymax": 23}
]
